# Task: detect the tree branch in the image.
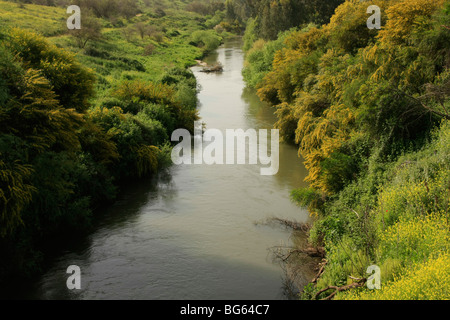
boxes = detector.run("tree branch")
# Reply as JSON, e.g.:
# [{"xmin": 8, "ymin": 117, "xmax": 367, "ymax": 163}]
[
  {"xmin": 314, "ymin": 278, "xmax": 367, "ymax": 300},
  {"xmin": 311, "ymin": 259, "xmax": 327, "ymax": 284},
  {"xmin": 399, "ymin": 90, "xmax": 450, "ymax": 121}
]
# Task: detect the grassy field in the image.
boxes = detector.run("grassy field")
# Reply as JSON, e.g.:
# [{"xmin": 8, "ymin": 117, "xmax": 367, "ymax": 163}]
[
  {"xmin": 0, "ymin": 1, "xmax": 67, "ymax": 36},
  {"xmin": 0, "ymin": 0, "xmax": 228, "ymax": 99}
]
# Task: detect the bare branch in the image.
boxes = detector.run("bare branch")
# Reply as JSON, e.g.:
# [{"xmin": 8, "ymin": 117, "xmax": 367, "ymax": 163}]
[
  {"xmin": 311, "ymin": 259, "xmax": 327, "ymax": 284},
  {"xmin": 314, "ymin": 278, "xmax": 367, "ymax": 300},
  {"xmin": 396, "ymin": 89, "xmax": 450, "ymax": 121}
]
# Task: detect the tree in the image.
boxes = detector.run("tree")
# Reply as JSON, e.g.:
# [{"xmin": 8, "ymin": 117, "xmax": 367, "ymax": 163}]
[
  {"xmin": 225, "ymin": 0, "xmax": 345, "ymax": 39},
  {"xmin": 121, "ymin": 25, "xmax": 135, "ymax": 42},
  {"xmin": 134, "ymin": 22, "xmax": 158, "ymax": 40},
  {"xmin": 254, "ymin": 0, "xmax": 449, "ymax": 195},
  {"xmin": 70, "ymin": 12, "xmax": 102, "ymax": 48},
  {"xmin": 0, "ymin": 30, "xmax": 97, "ymax": 234},
  {"xmin": 8, "ymin": 28, "xmax": 96, "ymax": 112},
  {"xmin": 0, "ymin": 135, "xmax": 35, "ymax": 236}
]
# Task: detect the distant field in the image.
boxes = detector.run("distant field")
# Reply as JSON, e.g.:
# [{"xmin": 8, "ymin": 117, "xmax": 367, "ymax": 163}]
[
  {"xmin": 0, "ymin": 1, "xmax": 222, "ymax": 98},
  {"xmin": 0, "ymin": 1, "xmax": 67, "ymax": 36}
]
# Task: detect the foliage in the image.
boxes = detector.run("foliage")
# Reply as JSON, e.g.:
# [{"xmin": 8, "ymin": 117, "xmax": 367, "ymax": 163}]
[
  {"xmin": 113, "ymin": 80, "xmax": 177, "ymax": 107},
  {"xmin": 0, "ymin": 27, "xmax": 117, "ymax": 279},
  {"xmin": 242, "ymin": 28, "xmax": 292, "ymax": 88},
  {"xmin": 338, "ymin": 252, "xmax": 450, "ymax": 300},
  {"xmin": 73, "ymin": 0, "xmax": 141, "ymax": 20},
  {"xmin": 6, "ymin": 28, "xmax": 96, "ymax": 113},
  {"xmin": 111, "ymin": 78, "xmax": 199, "ymax": 132},
  {"xmin": 225, "ymin": 0, "xmax": 344, "ymax": 39},
  {"xmin": 239, "ymin": 0, "xmax": 450, "ymax": 300},
  {"xmin": 309, "ymin": 121, "xmax": 450, "ymax": 300},
  {"xmin": 290, "ymin": 187, "xmax": 323, "ymax": 218},
  {"xmin": 0, "ymin": 0, "xmax": 209, "ymax": 281},
  {"xmin": 186, "ymin": 0, "xmax": 225, "ymax": 16},
  {"xmin": 190, "ymin": 30, "xmax": 223, "ymax": 53},
  {"xmin": 253, "ymin": 0, "xmax": 449, "ymax": 195},
  {"xmin": 0, "ymin": 136, "xmax": 35, "ymax": 237},
  {"xmin": 0, "ymin": 1, "xmax": 66, "ymax": 37},
  {"xmin": 69, "ymin": 11, "xmax": 103, "ymax": 48}
]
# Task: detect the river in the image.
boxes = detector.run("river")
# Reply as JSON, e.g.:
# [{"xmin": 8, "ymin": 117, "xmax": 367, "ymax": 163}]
[{"xmin": 11, "ymin": 37, "xmax": 312, "ymax": 300}]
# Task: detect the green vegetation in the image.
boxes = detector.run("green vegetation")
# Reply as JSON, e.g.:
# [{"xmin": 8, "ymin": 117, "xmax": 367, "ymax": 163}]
[
  {"xmin": 0, "ymin": 0, "xmax": 228, "ymax": 280},
  {"xmin": 0, "ymin": 1, "xmax": 66, "ymax": 36},
  {"xmin": 241, "ymin": 0, "xmax": 450, "ymax": 300},
  {"xmin": 225, "ymin": 0, "xmax": 345, "ymax": 39},
  {"xmin": 1, "ymin": 0, "xmax": 449, "ymax": 301}
]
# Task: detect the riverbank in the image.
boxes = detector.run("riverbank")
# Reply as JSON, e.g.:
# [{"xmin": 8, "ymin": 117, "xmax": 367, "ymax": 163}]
[
  {"xmin": 239, "ymin": 0, "xmax": 450, "ymax": 300},
  {"xmin": 0, "ymin": 0, "xmax": 231, "ymax": 283}
]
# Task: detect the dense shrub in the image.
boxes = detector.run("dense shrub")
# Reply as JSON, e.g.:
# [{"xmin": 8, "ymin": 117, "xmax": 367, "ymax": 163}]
[
  {"xmin": 0, "ymin": 20, "xmax": 201, "ymax": 280},
  {"xmin": 6, "ymin": 28, "xmax": 96, "ymax": 112},
  {"xmin": 244, "ymin": 0, "xmax": 450, "ymax": 300},
  {"xmin": 190, "ymin": 30, "xmax": 222, "ymax": 54}
]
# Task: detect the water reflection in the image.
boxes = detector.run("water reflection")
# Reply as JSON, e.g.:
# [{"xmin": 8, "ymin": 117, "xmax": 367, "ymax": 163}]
[{"xmin": 241, "ymin": 87, "xmax": 309, "ymax": 190}]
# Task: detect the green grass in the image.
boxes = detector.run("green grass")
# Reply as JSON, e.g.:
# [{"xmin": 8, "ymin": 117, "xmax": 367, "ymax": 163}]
[
  {"xmin": 0, "ymin": 1, "xmax": 67, "ymax": 36},
  {"xmin": 0, "ymin": 0, "xmax": 227, "ymax": 99},
  {"xmin": 308, "ymin": 120, "xmax": 450, "ymax": 300}
]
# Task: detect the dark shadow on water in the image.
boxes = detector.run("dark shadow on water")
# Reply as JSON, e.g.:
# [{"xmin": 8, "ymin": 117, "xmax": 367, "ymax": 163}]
[
  {"xmin": 93, "ymin": 171, "xmax": 175, "ymax": 228},
  {"xmin": 0, "ymin": 171, "xmax": 175, "ymax": 300}
]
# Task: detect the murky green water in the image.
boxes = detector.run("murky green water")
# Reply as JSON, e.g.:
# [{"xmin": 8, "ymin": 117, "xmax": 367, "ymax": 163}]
[{"xmin": 13, "ymin": 37, "xmax": 310, "ymax": 300}]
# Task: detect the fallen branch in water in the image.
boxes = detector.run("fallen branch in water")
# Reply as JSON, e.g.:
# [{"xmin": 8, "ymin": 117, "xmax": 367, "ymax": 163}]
[
  {"xmin": 311, "ymin": 259, "xmax": 327, "ymax": 284},
  {"xmin": 296, "ymin": 247, "xmax": 326, "ymax": 258},
  {"xmin": 259, "ymin": 217, "xmax": 312, "ymax": 232},
  {"xmin": 272, "ymin": 245, "xmax": 326, "ymax": 261}
]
